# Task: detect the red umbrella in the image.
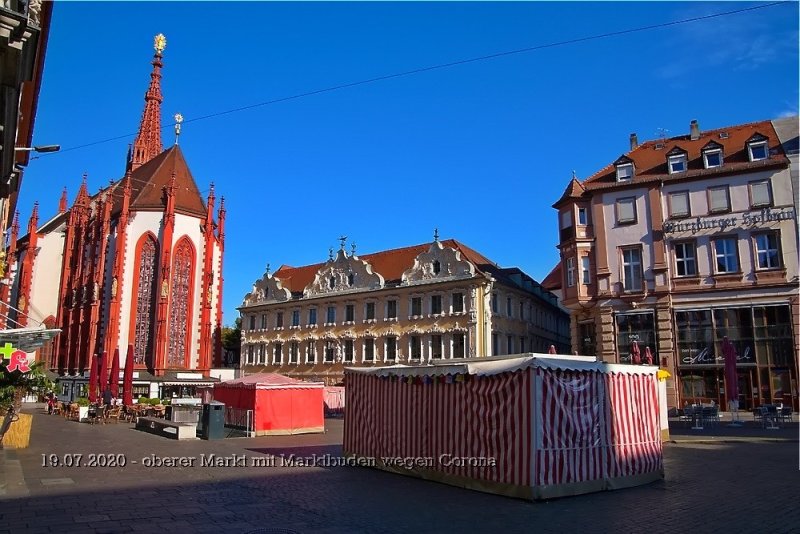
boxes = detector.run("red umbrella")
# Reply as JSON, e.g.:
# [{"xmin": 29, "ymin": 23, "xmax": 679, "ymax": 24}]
[
  {"xmin": 88, "ymin": 353, "xmax": 99, "ymax": 402},
  {"xmin": 98, "ymin": 351, "xmax": 108, "ymax": 397},
  {"xmin": 631, "ymin": 341, "xmax": 641, "ymax": 365},
  {"xmin": 122, "ymin": 344, "xmax": 134, "ymax": 406},
  {"xmin": 644, "ymin": 346, "xmax": 653, "ymax": 366},
  {"xmin": 108, "ymin": 347, "xmax": 120, "ymax": 397},
  {"xmin": 548, "ymin": 345, "xmax": 557, "ymax": 354},
  {"xmin": 723, "ymin": 337, "xmax": 739, "ymax": 408}
]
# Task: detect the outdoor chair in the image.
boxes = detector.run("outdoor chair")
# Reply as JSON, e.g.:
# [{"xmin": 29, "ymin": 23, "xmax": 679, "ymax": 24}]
[
  {"xmin": 89, "ymin": 406, "xmax": 105, "ymax": 425},
  {"xmin": 53, "ymin": 402, "xmax": 63, "ymax": 416},
  {"xmin": 69, "ymin": 405, "xmax": 80, "ymax": 422},
  {"xmin": 681, "ymin": 405, "xmax": 699, "ymax": 427},
  {"xmin": 778, "ymin": 405, "xmax": 793, "ymax": 423},
  {"xmin": 105, "ymin": 406, "xmax": 122, "ymax": 423},
  {"xmin": 701, "ymin": 406, "xmax": 718, "ymax": 427}
]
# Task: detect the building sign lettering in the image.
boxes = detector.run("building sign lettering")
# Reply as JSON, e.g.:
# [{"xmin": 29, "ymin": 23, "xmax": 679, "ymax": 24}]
[
  {"xmin": 663, "ymin": 207, "xmax": 796, "ymax": 235},
  {"xmin": 680, "ymin": 345, "xmax": 754, "ymax": 366}
]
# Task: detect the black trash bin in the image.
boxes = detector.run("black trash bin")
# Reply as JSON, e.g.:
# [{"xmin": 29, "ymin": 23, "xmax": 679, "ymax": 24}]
[{"xmin": 201, "ymin": 401, "xmax": 225, "ymax": 440}]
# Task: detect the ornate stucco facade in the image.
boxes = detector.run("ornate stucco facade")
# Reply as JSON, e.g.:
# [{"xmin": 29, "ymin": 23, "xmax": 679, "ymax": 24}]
[
  {"xmin": 239, "ymin": 237, "xmax": 570, "ymax": 385},
  {"xmin": 553, "ymin": 118, "xmax": 799, "ymax": 411}
]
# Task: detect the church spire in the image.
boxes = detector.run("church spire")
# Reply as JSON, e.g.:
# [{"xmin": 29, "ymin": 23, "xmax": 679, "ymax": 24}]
[
  {"xmin": 58, "ymin": 187, "xmax": 68, "ymax": 213},
  {"xmin": 130, "ymin": 34, "xmax": 166, "ymax": 171}
]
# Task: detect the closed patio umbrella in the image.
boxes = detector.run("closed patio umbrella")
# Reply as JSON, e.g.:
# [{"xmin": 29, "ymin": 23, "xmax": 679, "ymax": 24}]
[
  {"xmin": 122, "ymin": 344, "xmax": 134, "ymax": 406},
  {"xmin": 98, "ymin": 351, "xmax": 108, "ymax": 397},
  {"xmin": 631, "ymin": 340, "xmax": 641, "ymax": 365},
  {"xmin": 644, "ymin": 346, "xmax": 653, "ymax": 366},
  {"xmin": 108, "ymin": 347, "xmax": 120, "ymax": 397},
  {"xmin": 548, "ymin": 345, "xmax": 557, "ymax": 354},
  {"xmin": 88, "ymin": 353, "xmax": 99, "ymax": 403},
  {"xmin": 723, "ymin": 336, "xmax": 741, "ymax": 425}
]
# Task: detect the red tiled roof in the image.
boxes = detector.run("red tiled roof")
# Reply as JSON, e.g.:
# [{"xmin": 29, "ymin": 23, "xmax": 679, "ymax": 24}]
[
  {"xmin": 552, "ymin": 177, "xmax": 587, "ymax": 208},
  {"xmin": 272, "ymin": 239, "xmax": 498, "ymax": 294},
  {"xmin": 541, "ymin": 263, "xmax": 561, "ymax": 291},
  {"xmin": 583, "ymin": 120, "xmax": 789, "ymax": 191},
  {"xmin": 124, "ymin": 145, "xmax": 207, "ymax": 217}
]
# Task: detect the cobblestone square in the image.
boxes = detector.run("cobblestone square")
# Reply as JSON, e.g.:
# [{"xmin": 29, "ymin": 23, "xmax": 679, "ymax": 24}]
[{"xmin": 1, "ymin": 408, "xmax": 798, "ymax": 534}]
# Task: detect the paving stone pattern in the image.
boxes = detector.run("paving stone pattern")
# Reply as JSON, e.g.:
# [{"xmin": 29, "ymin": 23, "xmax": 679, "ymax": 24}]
[{"xmin": 0, "ymin": 408, "xmax": 798, "ymax": 534}]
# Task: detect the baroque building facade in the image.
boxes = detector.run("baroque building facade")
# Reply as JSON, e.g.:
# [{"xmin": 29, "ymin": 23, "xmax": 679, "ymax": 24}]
[
  {"xmin": 4, "ymin": 35, "xmax": 225, "ymax": 399},
  {"xmin": 239, "ymin": 236, "xmax": 570, "ymax": 385},
  {"xmin": 553, "ymin": 118, "xmax": 799, "ymax": 411}
]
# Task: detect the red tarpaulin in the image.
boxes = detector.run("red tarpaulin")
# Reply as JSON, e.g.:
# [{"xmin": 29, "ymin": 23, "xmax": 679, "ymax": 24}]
[
  {"xmin": 98, "ymin": 351, "xmax": 108, "ymax": 397},
  {"xmin": 88, "ymin": 353, "xmax": 99, "ymax": 403},
  {"xmin": 108, "ymin": 347, "xmax": 120, "ymax": 397},
  {"xmin": 213, "ymin": 373, "xmax": 324, "ymax": 435},
  {"xmin": 122, "ymin": 344, "xmax": 134, "ymax": 406}
]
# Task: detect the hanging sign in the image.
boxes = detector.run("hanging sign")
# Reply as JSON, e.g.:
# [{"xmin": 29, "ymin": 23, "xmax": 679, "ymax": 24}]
[{"xmin": 0, "ymin": 342, "xmax": 31, "ymax": 373}]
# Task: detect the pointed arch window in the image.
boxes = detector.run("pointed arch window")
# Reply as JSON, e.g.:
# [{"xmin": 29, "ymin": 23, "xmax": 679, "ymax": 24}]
[
  {"xmin": 132, "ymin": 234, "xmax": 158, "ymax": 366},
  {"xmin": 167, "ymin": 238, "xmax": 195, "ymax": 367}
]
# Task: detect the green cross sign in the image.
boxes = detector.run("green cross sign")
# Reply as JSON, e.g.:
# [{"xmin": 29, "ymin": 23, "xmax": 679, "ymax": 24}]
[{"xmin": 0, "ymin": 342, "xmax": 16, "ymax": 359}]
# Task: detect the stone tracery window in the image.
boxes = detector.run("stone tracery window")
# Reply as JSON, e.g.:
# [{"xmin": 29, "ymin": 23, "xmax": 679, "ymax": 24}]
[
  {"xmin": 133, "ymin": 235, "xmax": 158, "ymax": 365},
  {"xmin": 167, "ymin": 238, "xmax": 194, "ymax": 367}
]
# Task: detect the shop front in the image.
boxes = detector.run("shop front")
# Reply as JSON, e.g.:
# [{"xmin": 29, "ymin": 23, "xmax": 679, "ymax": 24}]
[{"xmin": 675, "ymin": 304, "xmax": 797, "ymax": 410}]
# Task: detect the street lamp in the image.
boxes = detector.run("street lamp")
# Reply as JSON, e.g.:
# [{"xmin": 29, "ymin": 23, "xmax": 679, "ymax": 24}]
[{"xmin": 14, "ymin": 145, "xmax": 60, "ymax": 153}]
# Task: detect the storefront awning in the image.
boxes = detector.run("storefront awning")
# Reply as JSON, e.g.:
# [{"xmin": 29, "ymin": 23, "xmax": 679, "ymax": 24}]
[{"xmin": 0, "ymin": 327, "xmax": 60, "ymax": 352}]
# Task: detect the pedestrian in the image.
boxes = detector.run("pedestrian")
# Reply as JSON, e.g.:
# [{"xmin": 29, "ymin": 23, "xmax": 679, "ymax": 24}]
[
  {"xmin": 46, "ymin": 392, "xmax": 54, "ymax": 414},
  {"xmin": 102, "ymin": 388, "xmax": 113, "ymax": 409}
]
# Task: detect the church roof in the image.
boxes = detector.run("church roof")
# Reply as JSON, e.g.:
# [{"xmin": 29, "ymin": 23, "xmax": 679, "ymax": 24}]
[{"xmin": 111, "ymin": 145, "xmax": 207, "ymax": 218}]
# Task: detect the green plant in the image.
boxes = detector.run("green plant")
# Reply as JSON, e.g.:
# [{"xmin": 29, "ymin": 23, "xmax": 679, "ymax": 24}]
[
  {"xmin": 136, "ymin": 397, "xmax": 149, "ymax": 404},
  {"xmin": 0, "ymin": 360, "xmax": 55, "ymax": 410},
  {"xmin": 148, "ymin": 398, "xmax": 161, "ymax": 406},
  {"xmin": 75, "ymin": 397, "xmax": 90, "ymax": 407},
  {"xmin": 161, "ymin": 399, "xmax": 171, "ymax": 405}
]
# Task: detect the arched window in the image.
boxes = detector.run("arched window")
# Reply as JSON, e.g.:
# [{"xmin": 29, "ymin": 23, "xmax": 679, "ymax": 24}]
[
  {"xmin": 167, "ymin": 237, "xmax": 195, "ymax": 367},
  {"xmin": 131, "ymin": 234, "xmax": 158, "ymax": 366}
]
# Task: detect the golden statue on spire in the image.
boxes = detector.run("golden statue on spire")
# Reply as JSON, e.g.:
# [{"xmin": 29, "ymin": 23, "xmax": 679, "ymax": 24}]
[{"xmin": 154, "ymin": 33, "xmax": 167, "ymax": 54}]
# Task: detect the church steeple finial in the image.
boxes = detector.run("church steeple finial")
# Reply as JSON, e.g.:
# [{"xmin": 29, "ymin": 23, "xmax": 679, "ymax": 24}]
[
  {"xmin": 58, "ymin": 187, "xmax": 68, "ymax": 213},
  {"xmin": 130, "ymin": 34, "xmax": 166, "ymax": 171}
]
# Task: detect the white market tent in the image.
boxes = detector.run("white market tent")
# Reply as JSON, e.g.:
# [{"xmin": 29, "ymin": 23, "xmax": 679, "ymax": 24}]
[{"xmin": 344, "ymin": 354, "xmax": 664, "ymax": 500}]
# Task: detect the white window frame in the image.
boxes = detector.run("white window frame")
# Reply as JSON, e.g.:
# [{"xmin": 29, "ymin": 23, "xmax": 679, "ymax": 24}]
[
  {"xmin": 385, "ymin": 336, "xmax": 397, "ymax": 362},
  {"xmin": 581, "ymin": 256, "xmax": 591, "ymax": 285},
  {"xmin": 363, "ymin": 338, "xmax": 375, "ymax": 362},
  {"xmin": 289, "ymin": 342, "xmax": 299, "ymax": 364},
  {"xmin": 616, "ymin": 163, "xmax": 634, "ymax": 182},
  {"xmin": 714, "ymin": 237, "xmax": 739, "ymax": 274},
  {"xmin": 326, "ymin": 306, "xmax": 336, "ymax": 325},
  {"xmin": 452, "ymin": 333, "xmax": 465, "ymax": 358},
  {"xmin": 703, "ymin": 149, "xmax": 723, "ymax": 169},
  {"xmin": 343, "ymin": 340, "xmax": 354, "ymax": 363},
  {"xmin": 306, "ymin": 342, "xmax": 316, "ymax": 364},
  {"xmin": 578, "ymin": 207, "xmax": 588, "ymax": 225},
  {"xmin": 673, "ymin": 241, "xmax": 697, "ymax": 277},
  {"xmin": 386, "ymin": 299, "xmax": 398, "ymax": 320},
  {"xmin": 273, "ymin": 343, "xmax": 283, "ymax": 365},
  {"xmin": 668, "ymin": 154, "xmax": 687, "ymax": 174},
  {"xmin": 365, "ymin": 301, "xmax": 376, "ymax": 321},
  {"xmin": 754, "ymin": 232, "xmax": 781, "ymax": 270},
  {"xmin": 410, "ymin": 296, "xmax": 423, "ymax": 317},
  {"xmin": 566, "ymin": 257, "xmax": 576, "ymax": 287},
  {"xmin": 410, "ymin": 335, "xmax": 422, "ymax": 361},
  {"xmin": 621, "ymin": 247, "xmax": 643, "ymax": 292},
  {"xmin": 748, "ymin": 141, "xmax": 768, "ymax": 162},
  {"xmin": 431, "ymin": 334, "xmax": 443, "ymax": 360},
  {"xmin": 451, "ymin": 292, "xmax": 464, "ymax": 314}
]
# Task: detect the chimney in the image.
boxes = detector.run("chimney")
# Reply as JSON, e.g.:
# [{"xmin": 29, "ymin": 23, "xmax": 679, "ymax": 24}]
[
  {"xmin": 690, "ymin": 119, "xmax": 700, "ymax": 141},
  {"xmin": 629, "ymin": 133, "xmax": 638, "ymax": 151}
]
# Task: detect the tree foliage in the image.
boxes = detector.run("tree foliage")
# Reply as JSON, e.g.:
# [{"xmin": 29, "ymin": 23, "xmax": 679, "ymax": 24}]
[{"xmin": 0, "ymin": 360, "xmax": 55, "ymax": 409}]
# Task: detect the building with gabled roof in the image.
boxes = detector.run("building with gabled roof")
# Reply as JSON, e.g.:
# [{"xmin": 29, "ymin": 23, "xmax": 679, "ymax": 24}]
[
  {"xmin": 3, "ymin": 35, "xmax": 226, "ymax": 400},
  {"xmin": 552, "ymin": 117, "xmax": 798, "ymax": 411},
  {"xmin": 238, "ymin": 235, "xmax": 569, "ymax": 385}
]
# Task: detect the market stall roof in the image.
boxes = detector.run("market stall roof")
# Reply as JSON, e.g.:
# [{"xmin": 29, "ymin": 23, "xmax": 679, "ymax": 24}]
[
  {"xmin": 217, "ymin": 373, "xmax": 324, "ymax": 390},
  {"xmin": 0, "ymin": 327, "xmax": 60, "ymax": 352},
  {"xmin": 346, "ymin": 353, "xmax": 659, "ymax": 377}
]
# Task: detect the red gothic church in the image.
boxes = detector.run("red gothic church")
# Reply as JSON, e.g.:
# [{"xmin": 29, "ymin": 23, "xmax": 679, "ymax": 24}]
[{"xmin": 2, "ymin": 35, "xmax": 226, "ymax": 399}]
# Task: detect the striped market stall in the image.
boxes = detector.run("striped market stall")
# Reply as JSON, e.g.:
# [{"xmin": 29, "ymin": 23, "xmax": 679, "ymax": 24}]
[{"xmin": 344, "ymin": 355, "xmax": 663, "ymax": 500}]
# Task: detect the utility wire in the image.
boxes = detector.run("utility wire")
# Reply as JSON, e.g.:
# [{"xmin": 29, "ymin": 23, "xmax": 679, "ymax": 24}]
[{"xmin": 47, "ymin": 2, "xmax": 787, "ymax": 156}]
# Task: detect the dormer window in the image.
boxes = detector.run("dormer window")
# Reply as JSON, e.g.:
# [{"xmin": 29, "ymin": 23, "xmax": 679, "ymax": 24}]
[
  {"xmin": 328, "ymin": 276, "xmax": 335, "ymax": 289},
  {"xmin": 702, "ymin": 141, "xmax": 724, "ymax": 169},
  {"xmin": 347, "ymin": 273, "xmax": 354, "ymax": 286},
  {"xmin": 668, "ymin": 154, "xmax": 687, "ymax": 174},
  {"xmin": 748, "ymin": 141, "xmax": 768, "ymax": 161},
  {"xmin": 616, "ymin": 163, "xmax": 633, "ymax": 181},
  {"xmin": 432, "ymin": 260, "xmax": 441, "ymax": 274}
]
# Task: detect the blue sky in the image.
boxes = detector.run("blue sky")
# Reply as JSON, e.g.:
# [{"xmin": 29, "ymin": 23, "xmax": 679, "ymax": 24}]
[{"xmin": 18, "ymin": 2, "xmax": 799, "ymax": 325}]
